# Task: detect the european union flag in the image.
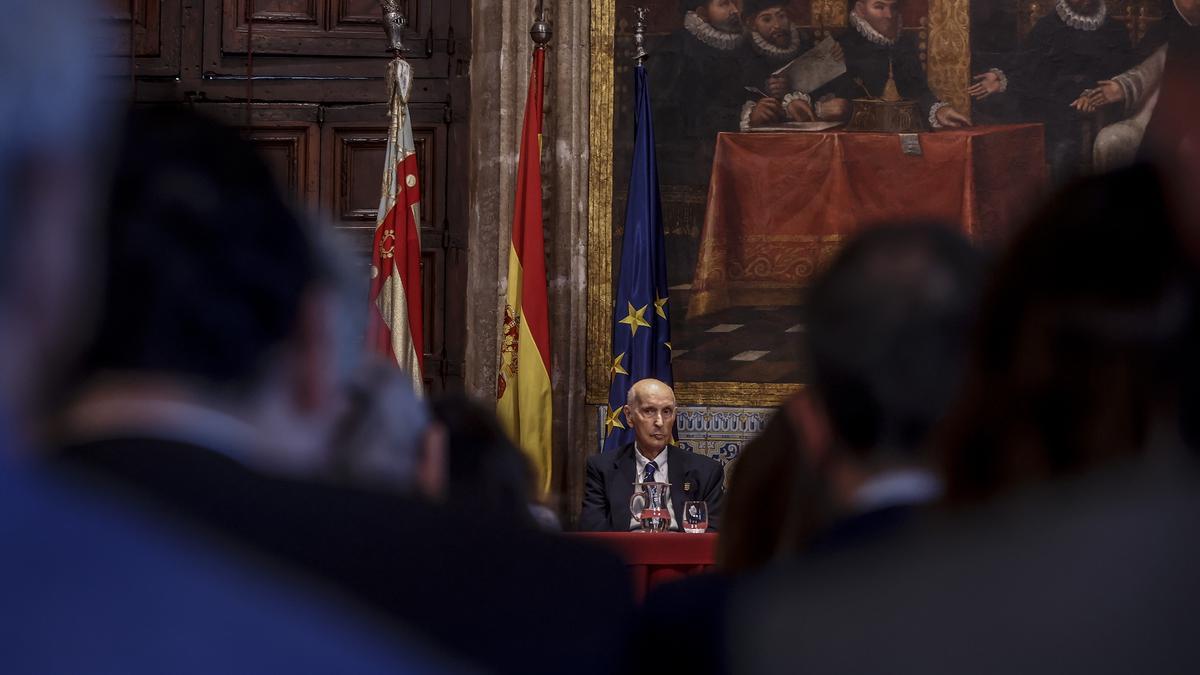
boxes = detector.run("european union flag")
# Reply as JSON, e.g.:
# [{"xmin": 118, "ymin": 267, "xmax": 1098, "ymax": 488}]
[{"xmin": 604, "ymin": 62, "xmax": 673, "ymax": 452}]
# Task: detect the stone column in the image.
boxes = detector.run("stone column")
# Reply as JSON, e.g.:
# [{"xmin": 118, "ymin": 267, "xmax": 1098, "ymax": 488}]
[{"xmin": 467, "ymin": 0, "xmax": 594, "ymax": 522}]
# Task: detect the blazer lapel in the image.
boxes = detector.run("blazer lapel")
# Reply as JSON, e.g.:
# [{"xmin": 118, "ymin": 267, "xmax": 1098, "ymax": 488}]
[
  {"xmin": 610, "ymin": 443, "xmax": 638, "ymax": 531},
  {"xmin": 667, "ymin": 445, "xmax": 686, "ymax": 530}
]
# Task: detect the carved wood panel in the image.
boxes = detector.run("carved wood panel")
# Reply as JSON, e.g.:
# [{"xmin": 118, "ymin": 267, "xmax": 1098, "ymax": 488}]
[
  {"xmin": 320, "ymin": 106, "xmax": 450, "ymax": 391},
  {"xmin": 219, "ymin": 0, "xmax": 431, "ymax": 58},
  {"xmin": 196, "ymin": 105, "xmax": 320, "ymax": 211},
  {"xmin": 246, "ymin": 125, "xmax": 321, "ymax": 211},
  {"xmin": 334, "ymin": 0, "xmax": 386, "ymax": 28},
  {"xmin": 198, "ymin": 0, "xmax": 452, "ymax": 96},
  {"xmin": 320, "ymin": 119, "xmax": 443, "ymax": 240},
  {"xmin": 102, "ymin": 0, "xmax": 181, "ymax": 77},
  {"xmin": 125, "ymin": 1, "xmax": 469, "ymax": 392}
]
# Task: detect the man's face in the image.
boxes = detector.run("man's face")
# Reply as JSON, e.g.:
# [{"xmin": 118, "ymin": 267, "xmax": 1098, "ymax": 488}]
[
  {"xmin": 699, "ymin": 0, "xmax": 743, "ymax": 33},
  {"xmin": 752, "ymin": 7, "xmax": 793, "ymax": 47},
  {"xmin": 855, "ymin": 0, "xmax": 900, "ymax": 39},
  {"xmin": 624, "ymin": 383, "xmax": 676, "ymax": 455},
  {"xmin": 1066, "ymin": 0, "xmax": 1100, "ymax": 14}
]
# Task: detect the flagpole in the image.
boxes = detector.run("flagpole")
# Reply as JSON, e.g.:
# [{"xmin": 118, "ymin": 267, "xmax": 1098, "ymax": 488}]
[
  {"xmin": 633, "ymin": 6, "xmax": 649, "ymax": 65},
  {"xmin": 531, "ymin": 1, "xmax": 552, "ymax": 49},
  {"xmin": 370, "ymin": 0, "xmax": 426, "ymax": 386},
  {"xmin": 380, "ymin": 0, "xmax": 408, "ymax": 56},
  {"xmin": 380, "ymin": 0, "xmax": 411, "ymax": 193},
  {"xmin": 603, "ymin": 6, "xmax": 674, "ymax": 452},
  {"xmin": 495, "ymin": 2, "xmax": 556, "ymax": 493}
]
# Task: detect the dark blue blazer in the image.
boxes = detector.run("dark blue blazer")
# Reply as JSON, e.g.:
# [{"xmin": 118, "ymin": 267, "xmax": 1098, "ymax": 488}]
[{"xmin": 579, "ymin": 443, "xmax": 725, "ymax": 532}]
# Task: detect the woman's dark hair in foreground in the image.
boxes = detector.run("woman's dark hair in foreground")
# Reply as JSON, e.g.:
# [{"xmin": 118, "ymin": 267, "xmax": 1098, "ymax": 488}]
[
  {"xmin": 938, "ymin": 163, "xmax": 1194, "ymax": 502},
  {"xmin": 429, "ymin": 393, "xmax": 538, "ymax": 526}
]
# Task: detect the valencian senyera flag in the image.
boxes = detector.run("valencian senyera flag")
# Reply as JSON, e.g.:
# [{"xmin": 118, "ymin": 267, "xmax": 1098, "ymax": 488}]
[
  {"xmin": 369, "ymin": 56, "xmax": 425, "ymax": 391},
  {"xmin": 603, "ymin": 61, "xmax": 674, "ymax": 453},
  {"xmin": 497, "ymin": 47, "xmax": 553, "ymax": 494}
]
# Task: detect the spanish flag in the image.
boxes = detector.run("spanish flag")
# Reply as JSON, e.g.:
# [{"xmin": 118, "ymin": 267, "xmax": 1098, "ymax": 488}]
[
  {"xmin": 369, "ymin": 56, "xmax": 424, "ymax": 391},
  {"xmin": 497, "ymin": 47, "xmax": 552, "ymax": 494}
]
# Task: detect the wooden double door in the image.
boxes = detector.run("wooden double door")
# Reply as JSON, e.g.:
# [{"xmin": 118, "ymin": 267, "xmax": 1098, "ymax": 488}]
[{"xmin": 106, "ymin": 0, "xmax": 470, "ymax": 393}]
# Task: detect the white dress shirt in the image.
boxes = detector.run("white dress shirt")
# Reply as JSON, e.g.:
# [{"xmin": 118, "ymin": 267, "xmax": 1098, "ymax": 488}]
[
  {"xmin": 851, "ymin": 468, "xmax": 943, "ymax": 513},
  {"xmin": 629, "ymin": 445, "xmax": 679, "ymax": 531}
]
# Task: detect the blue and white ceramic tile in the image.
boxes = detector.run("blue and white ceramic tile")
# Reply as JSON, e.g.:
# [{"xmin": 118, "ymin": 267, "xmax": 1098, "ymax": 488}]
[{"xmin": 594, "ymin": 405, "xmax": 774, "ymax": 466}]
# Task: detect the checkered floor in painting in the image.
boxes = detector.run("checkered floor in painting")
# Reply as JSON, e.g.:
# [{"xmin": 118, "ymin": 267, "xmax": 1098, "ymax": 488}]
[{"xmin": 669, "ymin": 287, "xmax": 809, "ymax": 383}]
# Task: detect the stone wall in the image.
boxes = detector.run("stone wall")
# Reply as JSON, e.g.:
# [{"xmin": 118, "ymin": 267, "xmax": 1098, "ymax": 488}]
[{"xmin": 468, "ymin": 0, "xmax": 593, "ymax": 520}]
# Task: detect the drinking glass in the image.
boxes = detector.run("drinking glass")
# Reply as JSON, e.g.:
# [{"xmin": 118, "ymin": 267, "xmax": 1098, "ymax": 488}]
[{"xmin": 683, "ymin": 501, "xmax": 708, "ymax": 534}]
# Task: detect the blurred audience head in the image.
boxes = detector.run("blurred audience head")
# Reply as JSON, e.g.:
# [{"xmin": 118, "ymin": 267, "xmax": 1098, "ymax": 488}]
[
  {"xmin": 718, "ymin": 393, "xmax": 831, "ymax": 572},
  {"xmin": 65, "ymin": 107, "xmax": 357, "ymax": 474},
  {"xmin": 939, "ymin": 163, "xmax": 1192, "ymax": 502},
  {"xmin": 328, "ymin": 359, "xmax": 446, "ymax": 499},
  {"xmin": 430, "ymin": 393, "xmax": 548, "ymax": 527},
  {"xmin": 806, "ymin": 222, "xmax": 983, "ymax": 468},
  {"xmin": 0, "ymin": 0, "xmax": 111, "ymax": 432},
  {"xmin": 720, "ymin": 224, "xmax": 981, "ymax": 570}
]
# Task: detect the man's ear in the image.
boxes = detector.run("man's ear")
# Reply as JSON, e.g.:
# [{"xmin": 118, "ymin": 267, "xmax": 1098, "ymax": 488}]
[
  {"xmin": 288, "ymin": 288, "xmax": 339, "ymax": 414},
  {"xmin": 785, "ymin": 391, "xmax": 834, "ymax": 465},
  {"xmin": 623, "ymin": 403, "xmax": 633, "ymax": 425},
  {"xmin": 415, "ymin": 421, "xmax": 448, "ymax": 501}
]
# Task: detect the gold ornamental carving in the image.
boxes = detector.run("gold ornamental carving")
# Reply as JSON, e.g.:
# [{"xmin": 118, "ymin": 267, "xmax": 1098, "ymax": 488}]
[
  {"xmin": 927, "ymin": 0, "xmax": 971, "ymax": 114},
  {"xmin": 587, "ymin": 0, "xmax": 617, "ymax": 405}
]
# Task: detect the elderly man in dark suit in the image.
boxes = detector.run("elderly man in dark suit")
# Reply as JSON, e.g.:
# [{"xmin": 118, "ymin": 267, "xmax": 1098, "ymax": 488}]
[
  {"xmin": 56, "ymin": 108, "xmax": 634, "ymax": 675},
  {"xmin": 580, "ymin": 378, "xmax": 725, "ymax": 531}
]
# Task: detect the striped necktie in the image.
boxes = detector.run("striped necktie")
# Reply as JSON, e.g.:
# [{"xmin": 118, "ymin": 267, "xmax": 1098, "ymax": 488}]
[{"xmin": 642, "ymin": 460, "xmax": 658, "ymax": 484}]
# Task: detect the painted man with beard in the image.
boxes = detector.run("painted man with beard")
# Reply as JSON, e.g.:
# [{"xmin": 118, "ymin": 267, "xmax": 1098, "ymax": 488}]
[
  {"xmin": 808, "ymin": 0, "xmax": 970, "ymax": 128},
  {"xmin": 650, "ymin": 0, "xmax": 748, "ymax": 186},
  {"xmin": 969, "ymin": 0, "xmax": 1137, "ymax": 181},
  {"xmin": 741, "ymin": 0, "xmax": 817, "ymax": 128}
]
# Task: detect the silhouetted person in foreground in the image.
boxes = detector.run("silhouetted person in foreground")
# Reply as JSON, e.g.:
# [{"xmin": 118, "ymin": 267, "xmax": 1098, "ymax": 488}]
[
  {"xmin": 0, "ymin": 5, "xmax": 447, "ymax": 671},
  {"xmin": 431, "ymin": 392, "xmax": 562, "ymax": 529},
  {"xmin": 728, "ymin": 164, "xmax": 1200, "ymax": 674},
  {"xmin": 636, "ymin": 224, "xmax": 982, "ymax": 675},
  {"xmin": 56, "ymin": 107, "xmax": 633, "ymax": 675},
  {"xmin": 329, "ymin": 358, "xmax": 447, "ymax": 499}
]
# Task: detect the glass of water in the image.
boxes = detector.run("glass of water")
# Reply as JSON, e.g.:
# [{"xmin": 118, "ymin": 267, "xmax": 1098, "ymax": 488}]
[{"xmin": 683, "ymin": 501, "xmax": 708, "ymax": 533}]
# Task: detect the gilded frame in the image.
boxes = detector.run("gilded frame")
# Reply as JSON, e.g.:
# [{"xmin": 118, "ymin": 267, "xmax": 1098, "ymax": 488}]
[{"xmin": 585, "ymin": 0, "xmax": 971, "ymax": 407}]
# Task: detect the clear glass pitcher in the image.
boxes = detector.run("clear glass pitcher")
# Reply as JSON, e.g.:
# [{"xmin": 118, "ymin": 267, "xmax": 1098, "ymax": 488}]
[{"xmin": 629, "ymin": 481, "xmax": 671, "ymax": 533}]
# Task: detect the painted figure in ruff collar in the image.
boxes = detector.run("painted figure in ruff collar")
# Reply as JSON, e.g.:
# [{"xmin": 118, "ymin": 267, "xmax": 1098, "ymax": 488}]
[
  {"xmin": 742, "ymin": 0, "xmax": 814, "ymax": 88},
  {"xmin": 809, "ymin": 0, "xmax": 970, "ymax": 128},
  {"xmin": 740, "ymin": 0, "xmax": 820, "ymax": 129},
  {"xmin": 970, "ymin": 0, "xmax": 1138, "ymax": 182},
  {"xmin": 649, "ymin": 0, "xmax": 748, "ymax": 187}
]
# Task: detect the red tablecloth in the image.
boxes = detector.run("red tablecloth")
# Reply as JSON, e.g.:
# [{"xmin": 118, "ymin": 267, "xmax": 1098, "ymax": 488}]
[
  {"xmin": 688, "ymin": 124, "xmax": 1046, "ymax": 318},
  {"xmin": 570, "ymin": 532, "xmax": 717, "ymax": 602}
]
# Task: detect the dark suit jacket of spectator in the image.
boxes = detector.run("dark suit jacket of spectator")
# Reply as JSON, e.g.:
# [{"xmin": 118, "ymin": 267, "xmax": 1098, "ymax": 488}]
[
  {"xmin": 579, "ymin": 443, "xmax": 725, "ymax": 532},
  {"xmin": 58, "ymin": 437, "xmax": 634, "ymax": 675}
]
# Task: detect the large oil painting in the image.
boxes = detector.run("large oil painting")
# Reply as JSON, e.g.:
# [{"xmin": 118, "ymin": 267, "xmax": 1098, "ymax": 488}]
[{"xmin": 587, "ymin": 0, "xmax": 1169, "ymax": 407}]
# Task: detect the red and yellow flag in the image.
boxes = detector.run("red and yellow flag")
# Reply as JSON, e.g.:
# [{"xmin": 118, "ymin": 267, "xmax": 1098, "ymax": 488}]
[
  {"xmin": 497, "ymin": 48, "xmax": 552, "ymax": 494},
  {"xmin": 369, "ymin": 57, "xmax": 424, "ymax": 391}
]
